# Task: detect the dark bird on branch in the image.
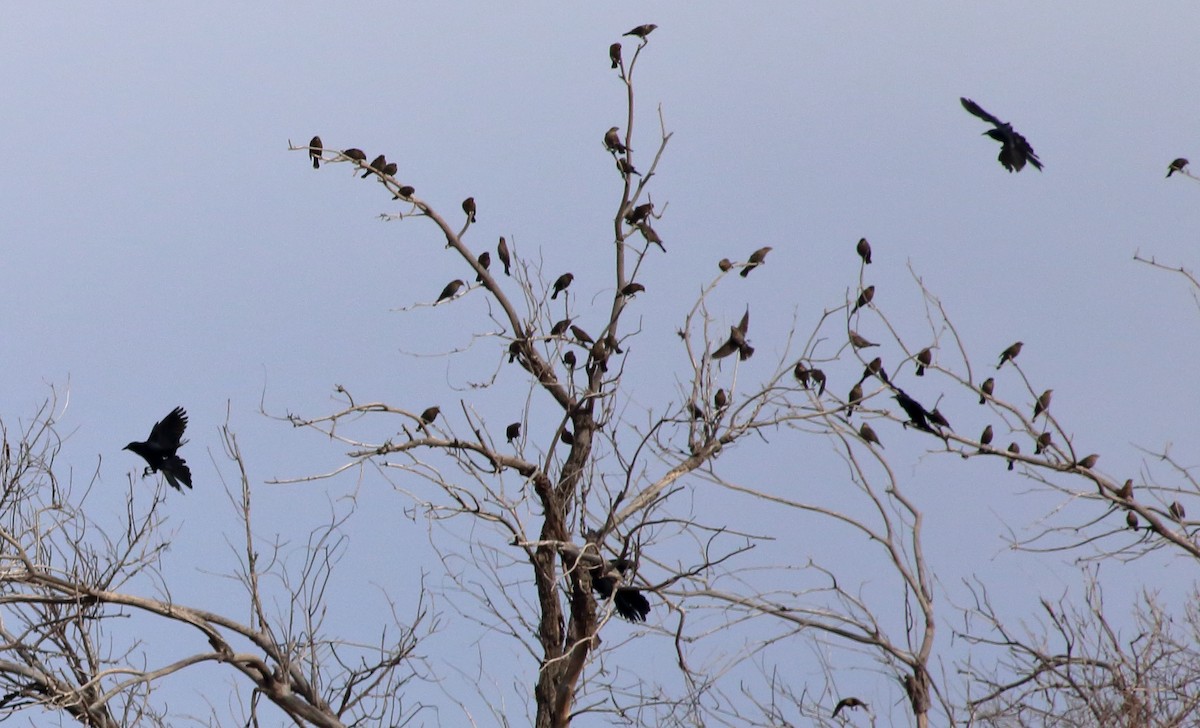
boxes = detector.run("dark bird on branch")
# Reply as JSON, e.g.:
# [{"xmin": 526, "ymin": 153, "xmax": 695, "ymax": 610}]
[
  {"xmin": 862, "ymin": 356, "xmax": 888, "ymax": 384},
  {"xmin": 1035, "ymin": 431, "xmax": 1052, "ymax": 454},
  {"xmin": 497, "ymin": 236, "xmax": 512, "ymax": 276},
  {"xmin": 714, "ymin": 388, "xmax": 727, "ymax": 410},
  {"xmin": 362, "ymin": 154, "xmax": 386, "ymax": 178},
  {"xmin": 616, "ymin": 157, "xmax": 640, "ymax": 178},
  {"xmin": 561, "ymin": 430, "xmax": 574, "ymax": 446},
  {"xmin": 832, "ymin": 697, "xmax": 867, "ymax": 719},
  {"xmin": 1033, "ymin": 389, "xmax": 1052, "ymax": 419},
  {"xmin": 996, "ymin": 341, "xmax": 1023, "ymax": 370},
  {"xmin": 1126, "ymin": 511, "xmax": 1139, "ymax": 529},
  {"xmin": 1167, "ymin": 158, "xmax": 1189, "ymax": 178},
  {"xmin": 625, "ymin": 202, "xmax": 653, "ymax": 225},
  {"xmin": 124, "ymin": 407, "xmax": 192, "ymax": 492},
  {"xmin": 570, "ymin": 325, "xmax": 593, "ymax": 345},
  {"xmin": 551, "ymin": 272, "xmax": 574, "ymax": 300},
  {"xmin": 979, "ymin": 377, "xmax": 995, "ymax": 404},
  {"xmin": 849, "ymin": 331, "xmax": 878, "ymax": 349},
  {"xmin": 506, "ymin": 422, "xmax": 521, "ymax": 443},
  {"xmin": 392, "ymin": 185, "xmax": 416, "ymax": 199},
  {"xmin": 550, "ymin": 318, "xmax": 572, "ymax": 336},
  {"xmin": 1077, "ymin": 453, "xmax": 1099, "ymax": 469},
  {"xmin": 1171, "ymin": 501, "xmax": 1187, "ymax": 520},
  {"xmin": 718, "ymin": 258, "xmax": 733, "ymax": 272},
  {"xmin": 979, "ymin": 424, "xmax": 993, "ymax": 449},
  {"xmin": 1007, "ymin": 442, "xmax": 1020, "ymax": 470},
  {"xmin": 609, "ymin": 42, "xmax": 622, "ymax": 69},
  {"xmin": 476, "ymin": 251, "xmax": 491, "ymax": 282},
  {"xmin": 436, "ymin": 279, "xmax": 465, "ymax": 303},
  {"xmin": 308, "ymin": 136, "xmax": 322, "ymax": 169},
  {"xmin": 623, "ymin": 24, "xmax": 657, "ymax": 39},
  {"xmin": 342, "ymin": 148, "xmax": 366, "ymax": 162},
  {"xmin": 563, "ymin": 350, "xmax": 577, "ymax": 369},
  {"xmin": 418, "ymin": 406, "xmax": 440, "ymax": 431},
  {"xmin": 856, "ymin": 237, "xmax": 872, "ymax": 265},
  {"xmin": 462, "ymin": 196, "xmax": 477, "ymax": 223},
  {"xmin": 852, "ymin": 285, "xmax": 875, "ymax": 314},
  {"xmin": 846, "ymin": 382, "xmax": 863, "ymax": 415},
  {"xmin": 960, "ymin": 97, "xmax": 1043, "ymax": 173},
  {"xmin": 381, "ymin": 161, "xmax": 398, "ymax": 177},
  {"xmin": 604, "ymin": 126, "xmax": 628, "ymax": 154},
  {"xmin": 793, "ymin": 361, "xmax": 810, "ymax": 388},
  {"xmin": 859, "ymin": 422, "xmax": 883, "ymax": 448},
  {"xmin": 636, "ymin": 222, "xmax": 665, "ymax": 251},
  {"xmin": 590, "ymin": 558, "xmax": 651, "ymax": 622},
  {"xmin": 1118, "ymin": 479, "xmax": 1134, "ymax": 500},
  {"xmin": 741, "ymin": 246, "xmax": 773, "ymax": 277},
  {"xmin": 929, "ymin": 408, "xmax": 952, "ymax": 431},
  {"xmin": 810, "ymin": 369, "xmax": 827, "ymax": 396},
  {"xmin": 620, "ymin": 282, "xmax": 645, "ymax": 297},
  {"xmin": 916, "ymin": 347, "xmax": 932, "ymax": 376},
  {"xmin": 893, "ymin": 390, "xmax": 934, "ymax": 433}
]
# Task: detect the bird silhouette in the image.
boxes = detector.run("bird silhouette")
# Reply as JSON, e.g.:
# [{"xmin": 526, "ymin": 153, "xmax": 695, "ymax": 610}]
[
  {"xmin": 852, "ymin": 285, "xmax": 875, "ymax": 314},
  {"xmin": 609, "ymin": 43, "xmax": 622, "ymax": 69},
  {"xmin": 859, "ymin": 422, "xmax": 883, "ymax": 448},
  {"xmin": 362, "ymin": 154, "xmax": 386, "ymax": 178},
  {"xmin": 476, "ymin": 251, "xmax": 491, "ymax": 282},
  {"xmin": 437, "ymin": 279, "xmax": 465, "ymax": 303},
  {"xmin": 623, "ymin": 24, "xmax": 657, "ymax": 39},
  {"xmin": 462, "ymin": 197, "xmax": 477, "ymax": 223},
  {"xmin": 996, "ymin": 342, "xmax": 1023, "ymax": 369},
  {"xmin": 979, "ymin": 377, "xmax": 995, "ymax": 404},
  {"xmin": 849, "ymin": 331, "xmax": 878, "ymax": 349},
  {"xmin": 124, "ymin": 407, "xmax": 192, "ymax": 491},
  {"xmin": 342, "ymin": 148, "xmax": 366, "ymax": 162},
  {"xmin": 551, "ymin": 273, "xmax": 574, "ymax": 299},
  {"xmin": 893, "ymin": 390, "xmax": 934, "ymax": 433},
  {"xmin": 856, "ymin": 237, "xmax": 872, "ymax": 265},
  {"xmin": 506, "ymin": 422, "xmax": 521, "ymax": 443},
  {"xmin": 497, "ymin": 237, "xmax": 512, "ymax": 276},
  {"xmin": 590, "ymin": 558, "xmax": 651, "ymax": 622},
  {"xmin": 308, "ymin": 136, "xmax": 322, "ymax": 169},
  {"xmin": 418, "ymin": 406, "xmax": 441, "ymax": 430},
  {"xmin": 1167, "ymin": 158, "xmax": 1189, "ymax": 178},
  {"xmin": 741, "ymin": 246, "xmax": 773, "ymax": 277},
  {"xmin": 960, "ymin": 97, "xmax": 1043, "ymax": 172},
  {"xmin": 1033, "ymin": 389, "xmax": 1052, "ymax": 419},
  {"xmin": 915, "ymin": 347, "xmax": 932, "ymax": 376},
  {"xmin": 832, "ymin": 697, "xmax": 867, "ymax": 719},
  {"xmin": 604, "ymin": 126, "xmax": 628, "ymax": 154}
]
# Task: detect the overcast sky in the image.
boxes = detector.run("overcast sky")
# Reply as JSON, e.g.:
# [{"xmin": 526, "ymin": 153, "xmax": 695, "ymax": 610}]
[{"xmin": 2, "ymin": 3, "xmax": 1199, "ymax": 724}]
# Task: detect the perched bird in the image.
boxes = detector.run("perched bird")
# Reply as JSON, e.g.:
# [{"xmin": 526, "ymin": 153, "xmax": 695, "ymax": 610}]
[
  {"xmin": 551, "ymin": 272, "xmax": 574, "ymax": 300},
  {"xmin": 741, "ymin": 246, "xmax": 773, "ymax": 277},
  {"xmin": 308, "ymin": 135, "xmax": 323, "ymax": 169},
  {"xmin": 124, "ymin": 407, "xmax": 192, "ymax": 492},
  {"xmin": 893, "ymin": 390, "xmax": 934, "ymax": 433},
  {"xmin": 625, "ymin": 202, "xmax": 653, "ymax": 225},
  {"xmin": 570, "ymin": 325, "xmax": 594, "ymax": 345},
  {"xmin": 497, "ymin": 236, "xmax": 512, "ymax": 276},
  {"xmin": 1126, "ymin": 511, "xmax": 1139, "ymax": 529},
  {"xmin": 362, "ymin": 154, "xmax": 386, "ymax": 178},
  {"xmin": 506, "ymin": 422, "xmax": 521, "ymax": 443},
  {"xmin": 507, "ymin": 340, "xmax": 522, "ymax": 364},
  {"xmin": 979, "ymin": 377, "xmax": 995, "ymax": 404},
  {"xmin": 718, "ymin": 258, "xmax": 733, "ymax": 272},
  {"xmin": 915, "ymin": 347, "xmax": 932, "ymax": 376},
  {"xmin": 1033, "ymin": 389, "xmax": 1052, "ymax": 419},
  {"xmin": 476, "ymin": 251, "xmax": 491, "ymax": 282},
  {"xmin": 418, "ymin": 406, "xmax": 441, "ymax": 429},
  {"xmin": 609, "ymin": 42, "xmax": 622, "ymax": 69},
  {"xmin": 550, "ymin": 318, "xmax": 572, "ymax": 336},
  {"xmin": 604, "ymin": 126, "xmax": 628, "ymax": 154},
  {"xmin": 436, "ymin": 279, "xmax": 465, "ymax": 303},
  {"xmin": 636, "ymin": 222, "xmax": 665, "ymax": 251},
  {"xmin": 714, "ymin": 388, "xmax": 727, "ymax": 410},
  {"xmin": 1170, "ymin": 501, "xmax": 1187, "ymax": 520},
  {"xmin": 863, "ymin": 357, "xmax": 888, "ymax": 384},
  {"xmin": 462, "ymin": 197, "xmax": 477, "ymax": 223},
  {"xmin": 561, "ymin": 430, "xmax": 574, "ymax": 445},
  {"xmin": 996, "ymin": 341, "xmax": 1023, "ymax": 369},
  {"xmin": 1077, "ymin": 453, "xmax": 1099, "ymax": 469},
  {"xmin": 832, "ymin": 697, "xmax": 867, "ymax": 719},
  {"xmin": 620, "ymin": 282, "xmax": 645, "ymax": 297},
  {"xmin": 1006, "ymin": 442, "xmax": 1020, "ymax": 470},
  {"xmin": 392, "ymin": 185, "xmax": 416, "ymax": 199},
  {"xmin": 810, "ymin": 369, "xmax": 827, "ymax": 396},
  {"xmin": 590, "ymin": 558, "xmax": 651, "ymax": 622},
  {"xmin": 343, "ymin": 148, "xmax": 367, "ymax": 162},
  {"xmin": 856, "ymin": 237, "xmax": 872, "ymax": 265},
  {"xmin": 793, "ymin": 361, "xmax": 810, "ymax": 387},
  {"xmin": 960, "ymin": 97, "xmax": 1043, "ymax": 173},
  {"xmin": 1167, "ymin": 158, "xmax": 1189, "ymax": 178},
  {"xmin": 979, "ymin": 424, "xmax": 994, "ymax": 448},
  {"xmin": 688, "ymin": 400, "xmax": 704, "ymax": 420},
  {"xmin": 859, "ymin": 422, "xmax": 883, "ymax": 448},
  {"xmin": 849, "ymin": 331, "xmax": 878, "ymax": 349},
  {"xmin": 563, "ymin": 350, "xmax": 577, "ymax": 369},
  {"xmin": 846, "ymin": 382, "xmax": 863, "ymax": 414},
  {"xmin": 1035, "ymin": 431, "xmax": 1052, "ymax": 454},
  {"xmin": 929, "ymin": 408, "xmax": 952, "ymax": 431},
  {"xmin": 381, "ymin": 161, "xmax": 398, "ymax": 177},
  {"xmin": 616, "ymin": 157, "xmax": 640, "ymax": 177},
  {"xmin": 852, "ymin": 285, "xmax": 875, "ymax": 313},
  {"xmin": 623, "ymin": 23, "xmax": 658, "ymax": 39},
  {"xmin": 1118, "ymin": 479, "xmax": 1134, "ymax": 500}
]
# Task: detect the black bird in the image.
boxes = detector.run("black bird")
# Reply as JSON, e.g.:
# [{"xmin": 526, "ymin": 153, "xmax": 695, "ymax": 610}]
[
  {"xmin": 620, "ymin": 282, "xmax": 645, "ymax": 297},
  {"xmin": 497, "ymin": 236, "xmax": 512, "ymax": 276},
  {"xmin": 462, "ymin": 197, "xmax": 477, "ymax": 223},
  {"xmin": 609, "ymin": 42, "xmax": 622, "ymax": 69},
  {"xmin": 960, "ymin": 97, "xmax": 1043, "ymax": 173},
  {"xmin": 1118, "ymin": 479, "xmax": 1134, "ymax": 500},
  {"xmin": 550, "ymin": 318, "xmax": 572, "ymax": 336},
  {"xmin": 979, "ymin": 424, "xmax": 994, "ymax": 449},
  {"xmin": 1077, "ymin": 453, "xmax": 1099, "ymax": 469},
  {"xmin": 570, "ymin": 325, "xmax": 594, "ymax": 345},
  {"xmin": 1170, "ymin": 501, "xmax": 1186, "ymax": 520},
  {"xmin": 604, "ymin": 126, "xmax": 628, "ymax": 154},
  {"xmin": 551, "ymin": 272, "xmax": 574, "ymax": 299},
  {"xmin": 997, "ymin": 341, "xmax": 1023, "ymax": 369},
  {"xmin": 562, "ymin": 350, "xmax": 577, "ymax": 369},
  {"xmin": 1033, "ymin": 389, "xmax": 1052, "ymax": 419},
  {"xmin": 1035, "ymin": 431, "xmax": 1052, "ymax": 454},
  {"xmin": 809, "ymin": 368, "xmax": 827, "ymax": 396},
  {"xmin": 418, "ymin": 406, "xmax": 441, "ymax": 430},
  {"xmin": 623, "ymin": 24, "xmax": 657, "ymax": 39},
  {"xmin": 856, "ymin": 237, "xmax": 872, "ymax": 265},
  {"xmin": 506, "ymin": 422, "xmax": 521, "ymax": 443},
  {"xmin": 392, "ymin": 185, "xmax": 416, "ymax": 199},
  {"xmin": 1006, "ymin": 442, "xmax": 1020, "ymax": 470},
  {"xmin": 832, "ymin": 697, "xmax": 867, "ymax": 719},
  {"xmin": 979, "ymin": 377, "xmax": 995, "ymax": 404},
  {"xmin": 915, "ymin": 347, "xmax": 932, "ymax": 376},
  {"xmin": 625, "ymin": 202, "xmax": 653, "ymax": 225},
  {"xmin": 741, "ymin": 246, "xmax": 772, "ymax": 277},
  {"xmin": 1167, "ymin": 158, "xmax": 1189, "ymax": 178},
  {"xmin": 343, "ymin": 148, "xmax": 366, "ymax": 162},
  {"xmin": 381, "ymin": 161, "xmax": 398, "ymax": 177},
  {"xmin": 590, "ymin": 558, "xmax": 651, "ymax": 622},
  {"xmin": 124, "ymin": 407, "xmax": 192, "ymax": 492},
  {"xmin": 929, "ymin": 408, "xmax": 952, "ymax": 431},
  {"xmin": 308, "ymin": 135, "xmax": 322, "ymax": 169},
  {"xmin": 714, "ymin": 388, "xmax": 727, "ymax": 410},
  {"xmin": 893, "ymin": 390, "xmax": 934, "ymax": 433},
  {"xmin": 476, "ymin": 251, "xmax": 491, "ymax": 282},
  {"xmin": 851, "ymin": 285, "xmax": 875, "ymax": 313},
  {"xmin": 437, "ymin": 279, "xmax": 465, "ymax": 303},
  {"xmin": 362, "ymin": 154, "xmax": 386, "ymax": 178},
  {"xmin": 616, "ymin": 157, "xmax": 640, "ymax": 178}
]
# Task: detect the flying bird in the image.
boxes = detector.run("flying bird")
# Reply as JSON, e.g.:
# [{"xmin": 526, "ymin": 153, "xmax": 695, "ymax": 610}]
[
  {"xmin": 1167, "ymin": 158, "xmax": 1189, "ymax": 178},
  {"xmin": 124, "ymin": 407, "xmax": 192, "ymax": 492},
  {"xmin": 362, "ymin": 154, "xmax": 386, "ymax": 178},
  {"xmin": 979, "ymin": 377, "xmax": 995, "ymax": 404},
  {"xmin": 436, "ymin": 279, "xmax": 465, "ymax": 303},
  {"xmin": 996, "ymin": 341, "xmax": 1023, "ymax": 369},
  {"xmin": 476, "ymin": 251, "xmax": 491, "ymax": 282},
  {"xmin": 609, "ymin": 42, "xmax": 622, "ymax": 69},
  {"xmin": 604, "ymin": 126, "xmax": 628, "ymax": 154},
  {"xmin": 852, "ymin": 285, "xmax": 875, "ymax": 314},
  {"xmin": 916, "ymin": 347, "xmax": 932, "ymax": 376},
  {"xmin": 623, "ymin": 24, "xmax": 657, "ymax": 39},
  {"xmin": 960, "ymin": 97, "xmax": 1043, "ymax": 172},
  {"xmin": 832, "ymin": 697, "xmax": 867, "ymax": 719},
  {"xmin": 551, "ymin": 272, "xmax": 574, "ymax": 299},
  {"xmin": 741, "ymin": 246, "xmax": 773, "ymax": 277},
  {"xmin": 497, "ymin": 236, "xmax": 512, "ymax": 276},
  {"xmin": 308, "ymin": 136, "xmax": 322, "ymax": 169},
  {"xmin": 590, "ymin": 558, "xmax": 651, "ymax": 622},
  {"xmin": 462, "ymin": 197, "xmax": 477, "ymax": 223}
]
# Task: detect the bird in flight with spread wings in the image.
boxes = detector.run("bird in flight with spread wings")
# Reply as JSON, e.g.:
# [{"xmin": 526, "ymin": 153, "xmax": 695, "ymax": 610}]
[
  {"xmin": 124, "ymin": 407, "xmax": 192, "ymax": 492},
  {"xmin": 960, "ymin": 97, "xmax": 1043, "ymax": 173}
]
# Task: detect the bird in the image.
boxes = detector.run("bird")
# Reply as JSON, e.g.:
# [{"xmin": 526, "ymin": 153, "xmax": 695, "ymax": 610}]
[
  {"xmin": 625, "ymin": 202, "xmax": 653, "ymax": 225},
  {"xmin": 308, "ymin": 136, "xmax": 323, "ymax": 169},
  {"xmin": 810, "ymin": 369, "xmax": 827, "ymax": 396},
  {"xmin": 342, "ymin": 148, "xmax": 366, "ymax": 162},
  {"xmin": 381, "ymin": 161, "xmax": 398, "ymax": 177},
  {"xmin": 462, "ymin": 197, "xmax": 477, "ymax": 223},
  {"xmin": 929, "ymin": 408, "xmax": 952, "ymax": 431},
  {"xmin": 1006, "ymin": 442, "xmax": 1020, "ymax": 470},
  {"xmin": 1118, "ymin": 479, "xmax": 1134, "ymax": 500},
  {"xmin": 996, "ymin": 341, "xmax": 1023, "ymax": 369},
  {"xmin": 852, "ymin": 285, "xmax": 875, "ymax": 314},
  {"xmin": 1167, "ymin": 158, "xmax": 1189, "ymax": 178},
  {"xmin": 124, "ymin": 407, "xmax": 192, "ymax": 492},
  {"xmin": 476, "ymin": 251, "xmax": 491, "ymax": 282},
  {"xmin": 561, "ymin": 430, "xmax": 574, "ymax": 445},
  {"xmin": 620, "ymin": 282, "xmax": 645, "ymax": 297},
  {"xmin": 609, "ymin": 42, "xmax": 622, "ymax": 69},
  {"xmin": 862, "ymin": 356, "xmax": 888, "ymax": 384},
  {"xmin": 859, "ymin": 422, "xmax": 883, "ymax": 448},
  {"xmin": 570, "ymin": 325, "xmax": 594, "ymax": 345},
  {"xmin": 846, "ymin": 382, "xmax": 863, "ymax": 414},
  {"xmin": 436, "ymin": 279, "xmax": 465, "ymax": 303},
  {"xmin": 392, "ymin": 185, "xmax": 416, "ymax": 199},
  {"xmin": 979, "ymin": 377, "xmax": 995, "ymax": 404},
  {"xmin": 563, "ymin": 350, "xmax": 577, "ymax": 369},
  {"xmin": 636, "ymin": 222, "xmax": 665, "ymax": 251},
  {"xmin": 623, "ymin": 24, "xmax": 657, "ymax": 39},
  {"xmin": 688, "ymin": 401, "xmax": 705, "ymax": 420},
  {"xmin": 832, "ymin": 697, "xmax": 867, "ymax": 719},
  {"xmin": 793, "ymin": 361, "xmax": 810, "ymax": 388},
  {"xmin": 590, "ymin": 558, "xmax": 651, "ymax": 622},
  {"xmin": 712, "ymin": 309, "xmax": 753, "ymax": 360},
  {"xmin": 362, "ymin": 154, "xmax": 386, "ymax": 178},
  {"xmin": 1033, "ymin": 389, "xmax": 1052, "ymax": 419},
  {"xmin": 1170, "ymin": 501, "xmax": 1187, "ymax": 520},
  {"xmin": 616, "ymin": 157, "xmax": 640, "ymax": 177},
  {"xmin": 979, "ymin": 424, "xmax": 994, "ymax": 449},
  {"xmin": 740, "ymin": 246, "xmax": 772, "ymax": 277},
  {"xmin": 893, "ymin": 390, "xmax": 934, "ymax": 433},
  {"xmin": 714, "ymin": 389, "xmax": 727, "ymax": 410},
  {"xmin": 1077, "ymin": 453, "xmax": 1099, "ymax": 469},
  {"xmin": 960, "ymin": 97, "xmax": 1043, "ymax": 173},
  {"xmin": 849, "ymin": 331, "xmax": 878, "ymax": 349},
  {"xmin": 418, "ymin": 406, "xmax": 441, "ymax": 430},
  {"xmin": 1126, "ymin": 511, "xmax": 1139, "ymax": 530},
  {"xmin": 550, "ymin": 318, "xmax": 572, "ymax": 336},
  {"xmin": 506, "ymin": 422, "xmax": 521, "ymax": 443},
  {"xmin": 718, "ymin": 258, "xmax": 733, "ymax": 272},
  {"xmin": 497, "ymin": 237, "xmax": 512, "ymax": 276},
  {"xmin": 856, "ymin": 237, "xmax": 872, "ymax": 265},
  {"xmin": 551, "ymin": 272, "xmax": 574, "ymax": 300},
  {"xmin": 1035, "ymin": 431, "xmax": 1052, "ymax": 454},
  {"xmin": 604, "ymin": 126, "xmax": 628, "ymax": 154},
  {"xmin": 916, "ymin": 347, "xmax": 932, "ymax": 376}
]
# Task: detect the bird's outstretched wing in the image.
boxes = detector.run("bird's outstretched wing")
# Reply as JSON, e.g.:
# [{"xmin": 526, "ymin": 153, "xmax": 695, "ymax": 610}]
[
  {"xmin": 149, "ymin": 407, "xmax": 188, "ymax": 449},
  {"xmin": 960, "ymin": 97, "xmax": 1002, "ymax": 126}
]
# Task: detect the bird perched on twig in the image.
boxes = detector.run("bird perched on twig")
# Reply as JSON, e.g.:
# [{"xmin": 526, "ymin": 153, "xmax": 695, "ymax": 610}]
[
  {"xmin": 308, "ymin": 136, "xmax": 322, "ymax": 169},
  {"xmin": 741, "ymin": 246, "xmax": 772, "ymax": 277},
  {"xmin": 1033, "ymin": 389, "xmax": 1052, "ymax": 419},
  {"xmin": 996, "ymin": 341, "xmax": 1023, "ymax": 369},
  {"xmin": 551, "ymin": 272, "xmax": 574, "ymax": 300},
  {"xmin": 859, "ymin": 422, "xmax": 883, "ymax": 448},
  {"xmin": 960, "ymin": 97, "xmax": 1043, "ymax": 173},
  {"xmin": 436, "ymin": 279, "xmax": 465, "ymax": 303},
  {"xmin": 497, "ymin": 237, "xmax": 511, "ymax": 276},
  {"xmin": 915, "ymin": 347, "xmax": 932, "ymax": 376},
  {"xmin": 852, "ymin": 285, "xmax": 875, "ymax": 314},
  {"xmin": 1167, "ymin": 158, "xmax": 1189, "ymax": 178},
  {"xmin": 362, "ymin": 154, "xmax": 386, "ymax": 178},
  {"xmin": 462, "ymin": 197, "xmax": 477, "ymax": 223},
  {"xmin": 849, "ymin": 331, "xmax": 878, "ymax": 349},
  {"xmin": 609, "ymin": 43, "xmax": 622, "ymax": 69},
  {"xmin": 979, "ymin": 377, "xmax": 995, "ymax": 404},
  {"xmin": 893, "ymin": 389, "xmax": 935, "ymax": 433},
  {"xmin": 418, "ymin": 406, "xmax": 441, "ymax": 430},
  {"xmin": 623, "ymin": 24, "xmax": 657, "ymax": 40},
  {"xmin": 124, "ymin": 407, "xmax": 192, "ymax": 492},
  {"xmin": 342, "ymin": 148, "xmax": 366, "ymax": 162},
  {"xmin": 506, "ymin": 422, "xmax": 521, "ymax": 443},
  {"xmin": 856, "ymin": 237, "xmax": 872, "ymax": 265},
  {"xmin": 475, "ymin": 251, "xmax": 491, "ymax": 282},
  {"xmin": 604, "ymin": 126, "xmax": 628, "ymax": 155}
]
